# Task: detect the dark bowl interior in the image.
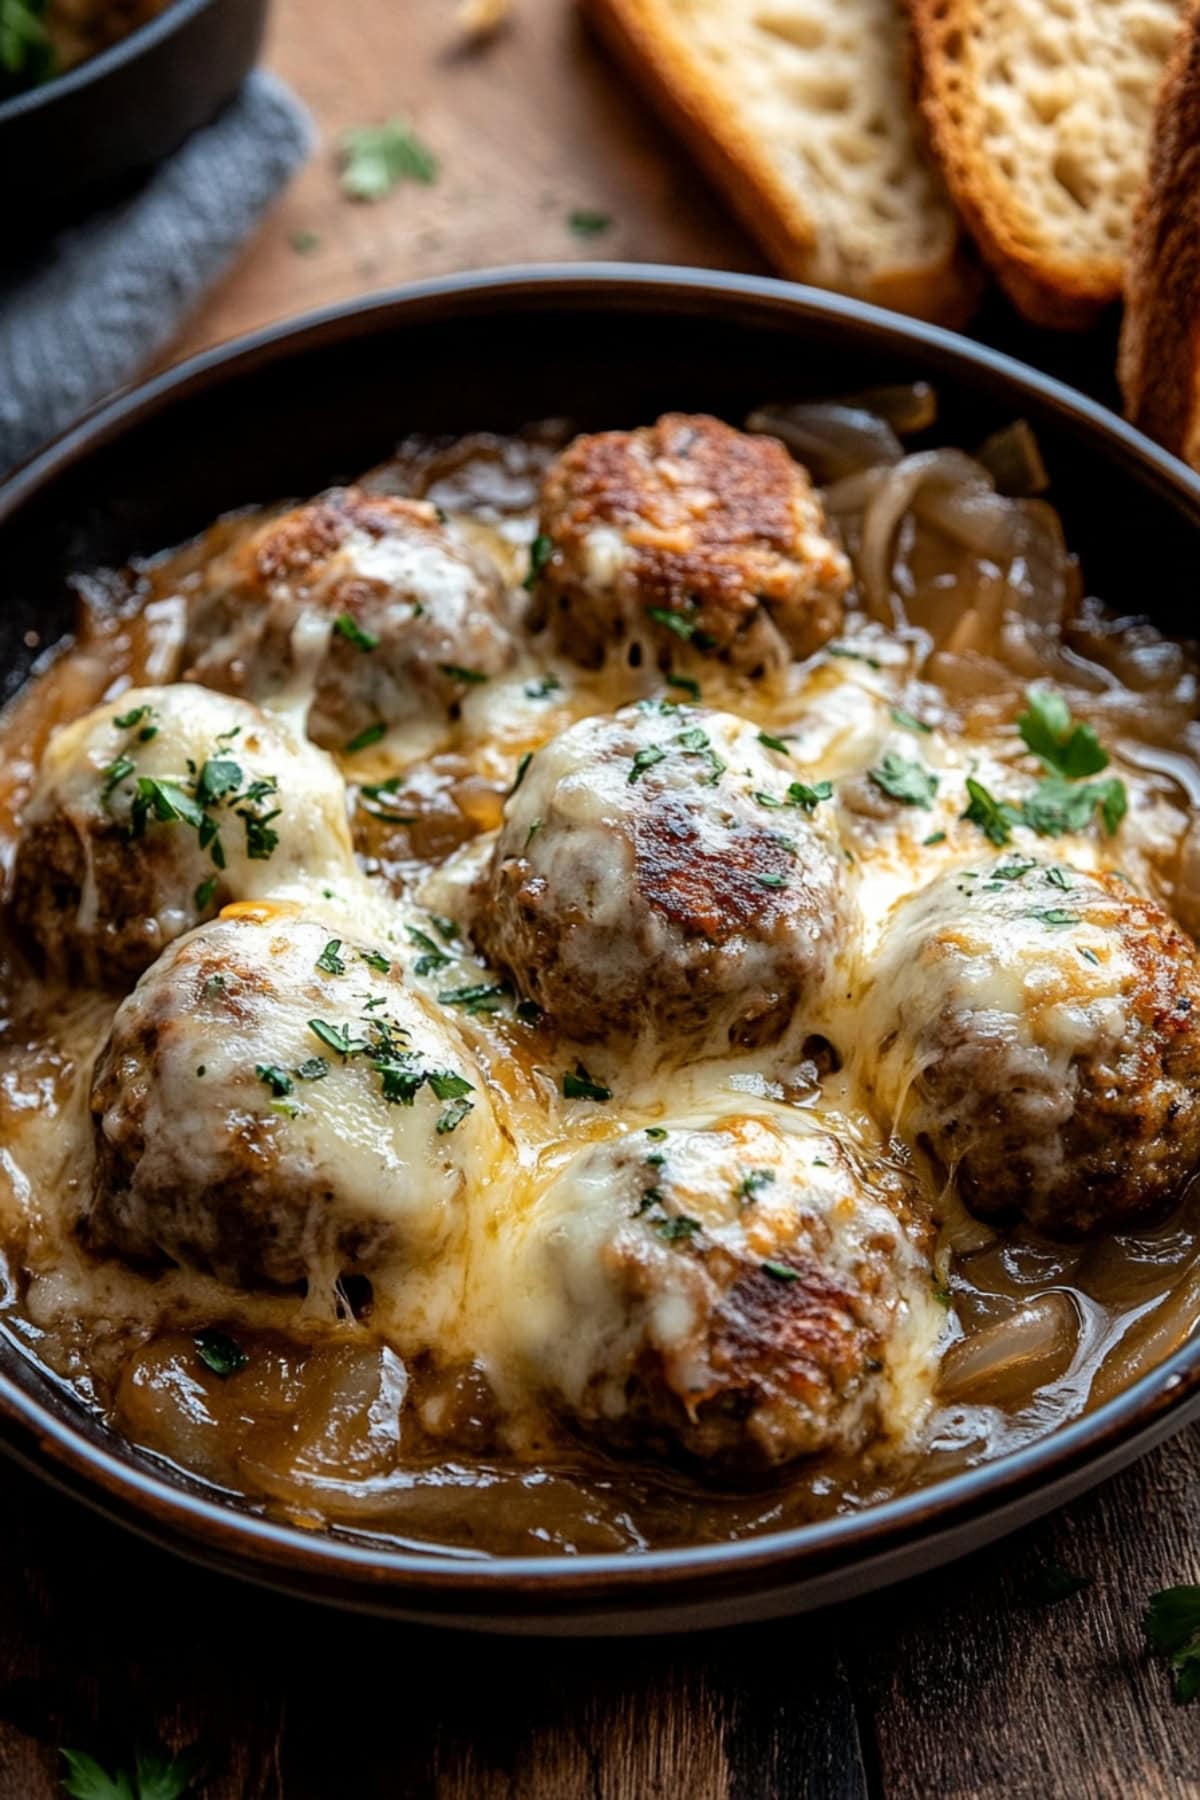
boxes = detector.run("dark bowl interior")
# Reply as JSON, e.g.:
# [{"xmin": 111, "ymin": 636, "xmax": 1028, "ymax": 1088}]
[
  {"xmin": 0, "ymin": 0, "xmax": 269, "ymax": 237},
  {"xmin": 2, "ymin": 267, "xmax": 1200, "ymax": 1630}
]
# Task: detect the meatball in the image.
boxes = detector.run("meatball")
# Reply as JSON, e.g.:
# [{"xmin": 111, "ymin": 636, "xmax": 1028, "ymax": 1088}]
[
  {"xmin": 470, "ymin": 703, "xmax": 852, "ymax": 1051},
  {"xmin": 507, "ymin": 1112, "xmax": 937, "ymax": 1468},
  {"xmin": 529, "ymin": 413, "xmax": 851, "ymax": 675},
  {"xmin": 86, "ymin": 908, "xmax": 497, "ymax": 1290},
  {"xmin": 182, "ymin": 487, "xmax": 517, "ymax": 746},
  {"xmin": 863, "ymin": 856, "xmax": 1200, "ymax": 1234},
  {"xmin": 10, "ymin": 686, "xmax": 356, "ymax": 985}
]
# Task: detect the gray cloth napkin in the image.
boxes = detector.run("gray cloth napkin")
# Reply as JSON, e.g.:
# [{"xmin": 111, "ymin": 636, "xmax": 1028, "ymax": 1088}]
[{"xmin": 0, "ymin": 69, "xmax": 313, "ymax": 476}]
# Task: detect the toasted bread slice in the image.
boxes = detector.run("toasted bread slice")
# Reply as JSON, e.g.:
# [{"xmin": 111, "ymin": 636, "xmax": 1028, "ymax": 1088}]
[
  {"xmin": 580, "ymin": 0, "xmax": 978, "ymax": 325},
  {"xmin": 1120, "ymin": 3, "xmax": 1200, "ymax": 465},
  {"xmin": 908, "ymin": 0, "xmax": 1184, "ymax": 329}
]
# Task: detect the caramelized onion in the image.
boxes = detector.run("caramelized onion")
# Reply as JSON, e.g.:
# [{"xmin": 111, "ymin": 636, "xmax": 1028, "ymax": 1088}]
[
  {"xmin": 1089, "ymin": 1262, "xmax": 1200, "ymax": 1408},
  {"xmin": 938, "ymin": 1292, "xmax": 1079, "ymax": 1408},
  {"xmin": 745, "ymin": 403, "xmax": 903, "ymax": 482},
  {"xmin": 976, "ymin": 420, "xmax": 1049, "ymax": 497}
]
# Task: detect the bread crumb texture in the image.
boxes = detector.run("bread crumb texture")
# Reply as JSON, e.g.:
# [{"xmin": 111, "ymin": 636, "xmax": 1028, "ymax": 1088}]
[{"xmin": 909, "ymin": 0, "xmax": 1185, "ymax": 325}]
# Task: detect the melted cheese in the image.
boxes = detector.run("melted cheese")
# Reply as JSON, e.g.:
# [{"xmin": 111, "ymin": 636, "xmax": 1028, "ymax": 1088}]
[{"xmin": 3, "ymin": 467, "xmax": 1198, "ymax": 1487}]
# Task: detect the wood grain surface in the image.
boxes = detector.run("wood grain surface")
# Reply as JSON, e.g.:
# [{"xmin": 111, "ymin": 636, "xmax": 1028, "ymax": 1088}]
[{"xmin": 1, "ymin": 1, "xmax": 1198, "ymax": 1795}]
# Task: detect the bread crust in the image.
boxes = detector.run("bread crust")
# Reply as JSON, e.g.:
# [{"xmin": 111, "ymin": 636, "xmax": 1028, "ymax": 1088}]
[
  {"xmin": 907, "ymin": 0, "xmax": 1180, "ymax": 329},
  {"xmin": 1119, "ymin": 0, "xmax": 1200, "ymax": 466},
  {"xmin": 580, "ymin": 0, "xmax": 978, "ymax": 326}
]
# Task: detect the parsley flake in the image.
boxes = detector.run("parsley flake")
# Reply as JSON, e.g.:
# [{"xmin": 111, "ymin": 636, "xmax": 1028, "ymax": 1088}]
[
  {"xmin": 869, "ymin": 752, "xmax": 939, "ymax": 809},
  {"xmin": 255, "ymin": 1063, "xmax": 293, "ymax": 1097},
  {"xmin": 334, "ymin": 613, "xmax": 380, "ymax": 653},
  {"xmin": 316, "ymin": 938, "xmax": 346, "ymax": 976},
  {"xmin": 563, "ymin": 1064, "xmax": 611, "ymax": 1102},
  {"xmin": 345, "ymin": 723, "xmax": 386, "ymax": 754},
  {"xmin": 762, "ymin": 1260, "xmax": 801, "ymax": 1282},
  {"xmin": 524, "ymin": 535, "xmax": 553, "ymax": 590},
  {"xmin": 339, "ymin": 118, "xmax": 437, "ymax": 200},
  {"xmin": 195, "ymin": 1329, "xmax": 248, "ymax": 1378}
]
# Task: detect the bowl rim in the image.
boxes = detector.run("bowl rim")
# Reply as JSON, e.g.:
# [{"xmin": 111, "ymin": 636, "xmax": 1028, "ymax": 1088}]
[
  {"xmin": 3, "ymin": 260, "xmax": 1200, "ymax": 1602},
  {"xmin": 0, "ymin": 0, "xmax": 220, "ymax": 126}
]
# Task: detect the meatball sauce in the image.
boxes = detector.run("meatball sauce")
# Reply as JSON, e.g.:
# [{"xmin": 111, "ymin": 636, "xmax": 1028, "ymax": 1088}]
[{"xmin": 0, "ymin": 418, "xmax": 1199, "ymax": 1559}]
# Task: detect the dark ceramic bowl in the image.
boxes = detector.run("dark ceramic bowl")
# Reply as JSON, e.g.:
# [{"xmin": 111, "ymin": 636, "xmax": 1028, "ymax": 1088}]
[
  {"xmin": 0, "ymin": 0, "xmax": 270, "ymax": 238},
  {"xmin": 1, "ymin": 267, "xmax": 1199, "ymax": 1633}
]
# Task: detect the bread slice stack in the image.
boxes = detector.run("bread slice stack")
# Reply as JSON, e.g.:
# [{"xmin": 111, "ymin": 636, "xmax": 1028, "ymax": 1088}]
[
  {"xmin": 1120, "ymin": 1, "xmax": 1200, "ymax": 465},
  {"xmin": 579, "ymin": 0, "xmax": 978, "ymax": 324},
  {"xmin": 906, "ymin": 0, "xmax": 1185, "ymax": 327}
]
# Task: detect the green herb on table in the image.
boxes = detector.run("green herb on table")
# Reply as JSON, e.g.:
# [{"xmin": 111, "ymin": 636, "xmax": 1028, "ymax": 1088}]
[
  {"xmin": 60, "ymin": 1742, "xmax": 203, "ymax": 1800},
  {"xmin": 1144, "ymin": 1586, "xmax": 1200, "ymax": 1702},
  {"xmin": 567, "ymin": 208, "xmax": 612, "ymax": 237},
  {"xmin": 340, "ymin": 119, "xmax": 438, "ymax": 200}
]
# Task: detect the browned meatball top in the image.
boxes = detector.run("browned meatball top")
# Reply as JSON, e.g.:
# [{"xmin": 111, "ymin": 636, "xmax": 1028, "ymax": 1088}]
[
  {"xmin": 469, "ymin": 703, "xmax": 853, "ymax": 1055},
  {"xmin": 529, "ymin": 413, "xmax": 852, "ymax": 675},
  {"xmin": 507, "ymin": 1114, "xmax": 937, "ymax": 1469},
  {"xmin": 863, "ymin": 857, "xmax": 1200, "ymax": 1236},
  {"xmin": 183, "ymin": 487, "xmax": 516, "ymax": 747}
]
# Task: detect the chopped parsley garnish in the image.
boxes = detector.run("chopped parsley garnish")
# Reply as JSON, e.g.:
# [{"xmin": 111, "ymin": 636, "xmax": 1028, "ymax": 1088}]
[
  {"xmin": 1046, "ymin": 865, "xmax": 1072, "ymax": 889},
  {"xmin": 655, "ymin": 1214, "xmax": 701, "ymax": 1242},
  {"xmin": 754, "ymin": 872, "xmax": 788, "ymax": 889},
  {"xmin": 525, "ymin": 819, "xmax": 542, "ymax": 849},
  {"xmin": 1144, "ymin": 1586, "xmax": 1200, "ymax": 1703},
  {"xmin": 256, "ymin": 1063, "xmax": 294, "ymax": 1096},
  {"xmin": 432, "ymin": 915, "xmax": 460, "ymax": 942},
  {"xmin": 666, "ymin": 672, "xmax": 701, "ymax": 701},
  {"xmin": 428, "ymin": 1070, "xmax": 473, "ymax": 1101},
  {"xmin": 786, "ymin": 779, "xmax": 833, "ymax": 812},
  {"xmin": 1018, "ymin": 687, "xmax": 1109, "ymax": 779},
  {"xmin": 629, "ymin": 745, "xmax": 668, "ymax": 784},
  {"xmin": 309, "ymin": 1019, "xmax": 370, "ymax": 1058},
  {"xmin": 438, "ymin": 982, "xmax": 508, "ymax": 1015},
  {"xmin": 194, "ymin": 1329, "xmax": 248, "ymax": 1378},
  {"xmin": 436, "ymin": 1096, "xmax": 474, "ymax": 1134},
  {"xmin": 1023, "ymin": 774, "xmax": 1127, "ymax": 838},
  {"xmin": 194, "ymin": 874, "xmax": 218, "ymax": 911},
  {"xmin": 408, "ymin": 928, "xmax": 450, "ymax": 975},
  {"xmin": 358, "ymin": 775, "xmax": 418, "ymax": 825},
  {"xmin": 359, "ymin": 948, "xmax": 390, "ymax": 974},
  {"xmin": 113, "ymin": 705, "xmax": 153, "ymax": 729},
  {"xmin": 758, "ymin": 731, "xmax": 792, "ymax": 755},
  {"xmin": 295, "ymin": 1057, "xmax": 329, "ymax": 1081},
  {"xmin": 762, "ymin": 1260, "xmax": 801, "ymax": 1282},
  {"xmin": 563, "ymin": 1064, "xmax": 612, "ymax": 1102},
  {"xmin": 524, "ymin": 671, "xmax": 560, "ymax": 698},
  {"xmin": 195, "ymin": 757, "xmax": 242, "ymax": 807},
  {"xmin": 440, "ymin": 663, "xmax": 488, "ymax": 685},
  {"xmin": 645, "ymin": 1126, "xmax": 667, "ymax": 1140},
  {"xmin": 334, "ymin": 612, "xmax": 380, "ymax": 652},
  {"xmin": 868, "ymin": 752, "xmax": 939, "ymax": 809},
  {"xmin": 962, "ymin": 777, "xmax": 1018, "ymax": 846},
  {"xmin": 101, "ymin": 754, "xmax": 135, "ymax": 799},
  {"xmin": 524, "ymin": 535, "xmax": 553, "ymax": 590},
  {"xmin": 891, "ymin": 706, "xmax": 931, "ymax": 734},
  {"xmin": 567, "ymin": 207, "xmax": 613, "ymax": 236},
  {"xmin": 923, "ymin": 831, "xmax": 947, "ymax": 846},
  {"xmin": 646, "ymin": 606, "xmax": 713, "ymax": 649},
  {"xmin": 345, "ymin": 722, "xmax": 386, "ymax": 753},
  {"xmin": 509, "ymin": 751, "xmax": 532, "ymax": 796},
  {"xmin": 1027, "ymin": 907, "xmax": 1076, "ymax": 927},
  {"xmin": 316, "ymin": 938, "xmax": 346, "ymax": 975},
  {"xmin": 675, "ymin": 725, "xmax": 725, "ymax": 785},
  {"xmin": 828, "ymin": 644, "xmax": 881, "ymax": 670},
  {"xmin": 339, "ymin": 118, "xmax": 438, "ymax": 200},
  {"xmin": 737, "ymin": 1167, "xmax": 776, "ymax": 1202}
]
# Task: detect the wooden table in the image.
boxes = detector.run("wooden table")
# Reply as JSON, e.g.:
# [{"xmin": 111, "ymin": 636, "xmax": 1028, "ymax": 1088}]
[{"xmin": 2, "ymin": 2, "xmax": 1198, "ymax": 1794}]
